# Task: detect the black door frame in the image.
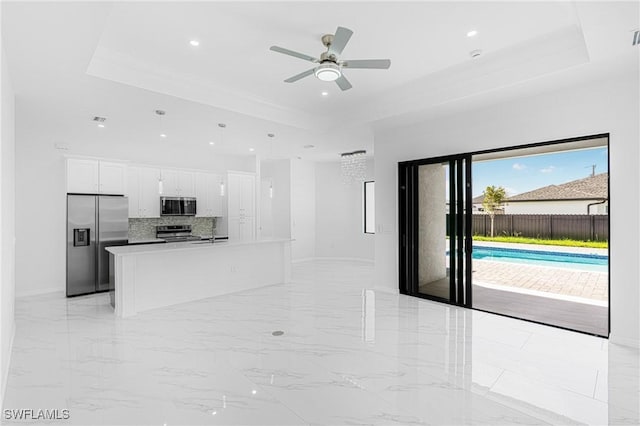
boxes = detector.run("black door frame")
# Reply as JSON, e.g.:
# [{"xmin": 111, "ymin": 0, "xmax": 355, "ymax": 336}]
[
  {"xmin": 398, "ymin": 154, "xmax": 473, "ymax": 307},
  {"xmin": 398, "ymin": 133, "xmax": 610, "ymax": 337}
]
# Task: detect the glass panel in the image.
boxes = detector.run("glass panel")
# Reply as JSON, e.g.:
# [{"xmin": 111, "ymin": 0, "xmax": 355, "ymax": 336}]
[
  {"xmin": 471, "ymin": 142, "xmax": 609, "ymax": 336},
  {"xmin": 417, "ymin": 162, "xmax": 451, "ymax": 300},
  {"xmin": 364, "ymin": 181, "xmax": 375, "ymax": 234}
]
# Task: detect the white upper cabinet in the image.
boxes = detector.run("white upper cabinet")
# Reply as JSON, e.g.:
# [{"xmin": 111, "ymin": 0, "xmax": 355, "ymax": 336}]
[
  {"xmin": 67, "ymin": 159, "xmax": 99, "ymax": 194},
  {"xmin": 99, "ymin": 161, "xmax": 127, "ymax": 195},
  {"xmin": 195, "ymin": 172, "xmax": 224, "ymax": 217},
  {"xmin": 160, "ymin": 169, "xmax": 179, "ymax": 196},
  {"xmin": 138, "ymin": 167, "xmax": 161, "ymax": 217},
  {"xmin": 160, "ymin": 169, "xmax": 195, "ymax": 197},
  {"xmin": 126, "ymin": 167, "xmax": 141, "ymax": 218},
  {"xmin": 127, "ymin": 166, "xmax": 161, "ymax": 218},
  {"xmin": 178, "ymin": 171, "xmax": 195, "ymax": 197},
  {"xmin": 195, "ymin": 172, "xmax": 212, "ymax": 217},
  {"xmin": 67, "ymin": 159, "xmax": 126, "ymax": 195}
]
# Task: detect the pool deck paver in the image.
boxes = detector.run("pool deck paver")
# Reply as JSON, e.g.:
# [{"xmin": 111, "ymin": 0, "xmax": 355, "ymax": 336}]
[{"xmin": 471, "ymin": 242, "xmax": 608, "ymax": 302}]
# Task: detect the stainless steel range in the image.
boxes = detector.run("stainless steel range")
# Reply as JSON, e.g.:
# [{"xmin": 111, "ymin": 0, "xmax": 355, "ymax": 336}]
[{"xmin": 156, "ymin": 225, "xmax": 202, "ymax": 242}]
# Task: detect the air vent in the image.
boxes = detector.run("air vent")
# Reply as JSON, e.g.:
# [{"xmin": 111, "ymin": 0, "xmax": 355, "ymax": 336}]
[
  {"xmin": 633, "ymin": 30, "xmax": 639, "ymax": 46},
  {"xmin": 92, "ymin": 116, "xmax": 107, "ymax": 123}
]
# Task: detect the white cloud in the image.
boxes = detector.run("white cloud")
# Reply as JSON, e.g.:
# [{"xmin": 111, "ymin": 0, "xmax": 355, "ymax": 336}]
[
  {"xmin": 540, "ymin": 166, "xmax": 555, "ymax": 173},
  {"xmin": 505, "ymin": 187, "xmax": 519, "ymax": 196},
  {"xmin": 512, "ymin": 163, "xmax": 526, "ymax": 170}
]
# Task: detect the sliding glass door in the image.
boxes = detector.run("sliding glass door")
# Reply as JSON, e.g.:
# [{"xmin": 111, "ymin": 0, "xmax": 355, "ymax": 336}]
[
  {"xmin": 398, "ymin": 134, "xmax": 609, "ymax": 337},
  {"xmin": 399, "ymin": 155, "xmax": 472, "ymax": 306}
]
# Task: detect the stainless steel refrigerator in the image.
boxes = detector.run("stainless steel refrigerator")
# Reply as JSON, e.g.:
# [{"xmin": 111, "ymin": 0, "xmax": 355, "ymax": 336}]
[{"xmin": 66, "ymin": 195, "xmax": 129, "ymax": 297}]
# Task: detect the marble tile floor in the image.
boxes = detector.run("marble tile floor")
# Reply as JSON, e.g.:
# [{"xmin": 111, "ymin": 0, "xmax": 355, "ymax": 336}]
[{"xmin": 2, "ymin": 260, "xmax": 639, "ymax": 425}]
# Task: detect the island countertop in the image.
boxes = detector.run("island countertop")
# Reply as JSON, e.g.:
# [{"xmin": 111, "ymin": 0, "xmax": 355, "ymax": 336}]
[{"xmin": 107, "ymin": 238, "xmax": 292, "ymax": 256}]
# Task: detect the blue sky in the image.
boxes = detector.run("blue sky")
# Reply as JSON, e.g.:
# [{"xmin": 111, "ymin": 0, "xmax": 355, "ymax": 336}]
[{"xmin": 472, "ymin": 147, "xmax": 608, "ymax": 197}]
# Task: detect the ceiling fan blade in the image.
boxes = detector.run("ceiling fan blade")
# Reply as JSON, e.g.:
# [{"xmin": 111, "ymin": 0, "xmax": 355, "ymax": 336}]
[
  {"xmin": 342, "ymin": 59, "xmax": 391, "ymax": 69},
  {"xmin": 328, "ymin": 26, "xmax": 353, "ymax": 55},
  {"xmin": 335, "ymin": 74, "xmax": 352, "ymax": 91},
  {"xmin": 284, "ymin": 68, "xmax": 316, "ymax": 83},
  {"xmin": 270, "ymin": 46, "xmax": 318, "ymax": 63}
]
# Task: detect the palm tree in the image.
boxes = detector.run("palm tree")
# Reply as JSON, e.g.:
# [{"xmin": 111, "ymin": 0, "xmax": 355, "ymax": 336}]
[{"xmin": 482, "ymin": 185, "xmax": 506, "ymax": 237}]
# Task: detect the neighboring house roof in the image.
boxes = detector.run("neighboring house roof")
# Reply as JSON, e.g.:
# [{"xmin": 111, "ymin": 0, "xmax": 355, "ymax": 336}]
[
  {"xmin": 472, "ymin": 195, "xmax": 485, "ymax": 204},
  {"xmin": 506, "ymin": 173, "xmax": 608, "ymax": 202}
]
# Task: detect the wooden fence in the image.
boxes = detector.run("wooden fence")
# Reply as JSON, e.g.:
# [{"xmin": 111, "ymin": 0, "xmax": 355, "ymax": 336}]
[{"xmin": 447, "ymin": 214, "xmax": 608, "ymax": 241}]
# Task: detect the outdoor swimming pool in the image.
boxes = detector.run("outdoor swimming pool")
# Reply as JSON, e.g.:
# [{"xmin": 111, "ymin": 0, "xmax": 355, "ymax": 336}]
[{"xmin": 472, "ymin": 246, "xmax": 608, "ymax": 272}]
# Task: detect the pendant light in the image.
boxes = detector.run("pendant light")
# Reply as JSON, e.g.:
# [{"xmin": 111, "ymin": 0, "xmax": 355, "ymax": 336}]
[
  {"xmin": 155, "ymin": 109, "xmax": 167, "ymax": 194},
  {"xmin": 268, "ymin": 133, "xmax": 275, "ymax": 198},
  {"xmin": 218, "ymin": 123, "xmax": 226, "ymax": 196}
]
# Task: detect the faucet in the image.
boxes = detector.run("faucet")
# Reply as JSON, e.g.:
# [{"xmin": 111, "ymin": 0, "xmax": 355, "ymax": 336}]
[{"xmin": 210, "ymin": 218, "xmax": 216, "ymax": 244}]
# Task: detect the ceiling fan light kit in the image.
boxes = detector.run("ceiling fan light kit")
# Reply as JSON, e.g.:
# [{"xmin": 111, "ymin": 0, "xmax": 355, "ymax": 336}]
[
  {"xmin": 270, "ymin": 26, "xmax": 391, "ymax": 91},
  {"xmin": 314, "ymin": 63, "xmax": 341, "ymax": 81}
]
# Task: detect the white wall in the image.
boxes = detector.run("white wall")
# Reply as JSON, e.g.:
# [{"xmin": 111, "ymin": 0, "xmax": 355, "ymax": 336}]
[
  {"xmin": 260, "ymin": 159, "xmax": 291, "ymax": 240},
  {"xmin": 290, "ymin": 159, "xmax": 315, "ymax": 262},
  {"xmin": 0, "ymin": 37, "xmax": 17, "ymax": 401},
  {"xmin": 375, "ymin": 72, "xmax": 639, "ymax": 347},
  {"xmin": 315, "ymin": 159, "xmax": 375, "ymax": 261},
  {"xmin": 505, "ymin": 200, "xmax": 608, "ymax": 215}
]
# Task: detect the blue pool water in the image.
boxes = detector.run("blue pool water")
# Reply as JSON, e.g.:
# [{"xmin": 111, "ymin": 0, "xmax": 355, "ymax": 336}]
[{"xmin": 471, "ymin": 246, "xmax": 608, "ymax": 272}]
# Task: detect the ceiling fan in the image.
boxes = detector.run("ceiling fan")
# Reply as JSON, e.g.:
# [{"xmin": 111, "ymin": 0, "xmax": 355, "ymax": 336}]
[{"xmin": 270, "ymin": 26, "xmax": 391, "ymax": 91}]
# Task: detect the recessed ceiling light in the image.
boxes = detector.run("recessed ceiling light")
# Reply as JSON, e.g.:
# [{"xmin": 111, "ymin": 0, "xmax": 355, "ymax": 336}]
[
  {"xmin": 467, "ymin": 30, "xmax": 478, "ymax": 38},
  {"xmin": 189, "ymin": 40, "xmax": 200, "ymax": 47},
  {"xmin": 97, "ymin": 124, "xmax": 105, "ymax": 128},
  {"xmin": 209, "ymin": 141, "xmax": 215, "ymax": 145},
  {"xmin": 249, "ymin": 148, "xmax": 255, "ymax": 152},
  {"xmin": 321, "ymin": 91, "xmax": 329, "ymax": 96},
  {"xmin": 160, "ymin": 133, "xmax": 167, "ymax": 138}
]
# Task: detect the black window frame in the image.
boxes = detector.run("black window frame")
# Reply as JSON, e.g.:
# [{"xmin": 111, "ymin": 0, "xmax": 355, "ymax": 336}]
[{"xmin": 364, "ymin": 180, "xmax": 375, "ymax": 234}]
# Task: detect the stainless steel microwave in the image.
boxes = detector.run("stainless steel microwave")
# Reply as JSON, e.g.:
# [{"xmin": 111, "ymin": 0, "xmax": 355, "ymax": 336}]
[{"xmin": 160, "ymin": 197, "xmax": 197, "ymax": 216}]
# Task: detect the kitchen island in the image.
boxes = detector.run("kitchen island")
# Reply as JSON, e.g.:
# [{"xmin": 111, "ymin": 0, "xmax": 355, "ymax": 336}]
[{"xmin": 107, "ymin": 239, "xmax": 291, "ymax": 317}]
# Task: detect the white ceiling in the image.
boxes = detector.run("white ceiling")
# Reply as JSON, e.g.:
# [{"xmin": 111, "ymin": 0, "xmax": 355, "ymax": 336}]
[{"xmin": 2, "ymin": 1, "xmax": 638, "ymax": 163}]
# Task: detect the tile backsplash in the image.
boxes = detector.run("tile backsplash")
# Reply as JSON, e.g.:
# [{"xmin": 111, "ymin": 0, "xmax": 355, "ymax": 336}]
[{"xmin": 129, "ymin": 217, "xmax": 217, "ymax": 240}]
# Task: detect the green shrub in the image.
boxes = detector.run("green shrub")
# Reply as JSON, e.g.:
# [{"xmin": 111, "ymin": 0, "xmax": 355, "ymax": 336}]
[{"xmin": 472, "ymin": 235, "xmax": 607, "ymax": 249}]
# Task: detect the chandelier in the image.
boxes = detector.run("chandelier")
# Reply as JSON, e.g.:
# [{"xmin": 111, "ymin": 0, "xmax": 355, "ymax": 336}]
[{"xmin": 341, "ymin": 150, "xmax": 367, "ymax": 184}]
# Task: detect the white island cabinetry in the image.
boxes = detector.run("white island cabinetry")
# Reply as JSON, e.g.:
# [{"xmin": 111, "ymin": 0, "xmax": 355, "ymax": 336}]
[{"xmin": 107, "ymin": 239, "xmax": 291, "ymax": 317}]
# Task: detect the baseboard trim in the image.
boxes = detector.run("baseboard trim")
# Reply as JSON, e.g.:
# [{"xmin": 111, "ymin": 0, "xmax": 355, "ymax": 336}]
[
  {"xmin": 1, "ymin": 320, "xmax": 16, "ymax": 406},
  {"xmin": 16, "ymin": 287, "xmax": 62, "ymax": 298},
  {"xmin": 609, "ymin": 334, "xmax": 640, "ymax": 349}
]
